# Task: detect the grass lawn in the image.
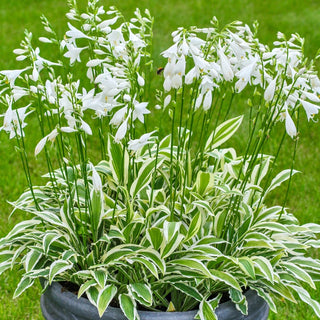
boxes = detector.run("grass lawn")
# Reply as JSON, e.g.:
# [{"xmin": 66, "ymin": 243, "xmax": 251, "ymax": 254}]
[{"xmin": 0, "ymin": 0, "xmax": 320, "ymax": 319}]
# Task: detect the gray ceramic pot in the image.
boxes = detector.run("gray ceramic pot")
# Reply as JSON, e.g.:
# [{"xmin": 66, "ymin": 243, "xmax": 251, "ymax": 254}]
[{"xmin": 40, "ymin": 282, "xmax": 269, "ymax": 320}]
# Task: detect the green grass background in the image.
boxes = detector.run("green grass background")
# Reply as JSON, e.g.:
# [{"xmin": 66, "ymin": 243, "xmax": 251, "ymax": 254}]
[{"xmin": 0, "ymin": 0, "xmax": 320, "ymax": 319}]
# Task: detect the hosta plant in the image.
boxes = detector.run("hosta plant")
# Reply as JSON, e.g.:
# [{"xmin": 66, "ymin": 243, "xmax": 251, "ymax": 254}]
[{"xmin": 1, "ymin": 0, "xmax": 320, "ymax": 319}]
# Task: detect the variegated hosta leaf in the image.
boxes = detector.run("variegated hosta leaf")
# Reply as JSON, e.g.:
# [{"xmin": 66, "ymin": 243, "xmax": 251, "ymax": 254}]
[
  {"xmin": 119, "ymin": 293, "xmax": 139, "ymax": 320},
  {"xmin": 48, "ymin": 260, "xmax": 73, "ymax": 284},
  {"xmin": 128, "ymin": 283, "xmax": 153, "ymax": 307},
  {"xmin": 205, "ymin": 116, "xmax": 243, "ymax": 151},
  {"xmin": 97, "ymin": 285, "xmax": 117, "ymax": 317}
]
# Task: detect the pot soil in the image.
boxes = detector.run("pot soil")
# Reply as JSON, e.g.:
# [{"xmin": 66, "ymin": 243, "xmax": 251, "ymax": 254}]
[{"xmin": 41, "ymin": 282, "xmax": 269, "ymax": 320}]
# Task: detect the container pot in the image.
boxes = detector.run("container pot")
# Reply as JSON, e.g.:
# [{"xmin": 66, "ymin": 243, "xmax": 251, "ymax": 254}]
[{"xmin": 40, "ymin": 282, "xmax": 269, "ymax": 320}]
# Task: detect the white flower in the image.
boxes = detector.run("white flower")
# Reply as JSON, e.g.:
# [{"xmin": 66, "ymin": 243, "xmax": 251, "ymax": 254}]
[
  {"xmin": 66, "ymin": 23, "xmax": 91, "ymax": 42},
  {"xmin": 80, "ymin": 119, "xmax": 92, "ymax": 135},
  {"xmin": 264, "ymin": 77, "xmax": 277, "ymax": 102},
  {"xmin": 128, "ymin": 131, "xmax": 156, "ymax": 152},
  {"xmin": 217, "ymin": 47, "xmax": 234, "ymax": 81},
  {"xmin": 39, "ymin": 37, "xmax": 52, "ymax": 44},
  {"xmin": 35, "ymin": 135, "xmax": 49, "ymax": 156},
  {"xmin": 64, "ymin": 43, "xmax": 87, "ymax": 64},
  {"xmin": 110, "ymin": 106, "xmax": 127, "ymax": 126},
  {"xmin": 137, "ymin": 72, "xmax": 145, "ymax": 87},
  {"xmin": 0, "ymin": 98, "xmax": 33, "ymax": 139},
  {"xmin": 91, "ymin": 164, "xmax": 102, "ymax": 192},
  {"xmin": 115, "ymin": 118, "xmax": 128, "ymax": 142},
  {"xmin": 300, "ymin": 100, "xmax": 320, "ymax": 121},
  {"xmin": 133, "ymin": 101, "xmax": 150, "ymax": 123},
  {"xmin": 285, "ymin": 109, "xmax": 297, "ymax": 138},
  {"xmin": 164, "ymin": 95, "xmax": 171, "ymax": 108},
  {"xmin": 163, "ymin": 56, "xmax": 186, "ymax": 91},
  {"xmin": 12, "ymin": 86, "xmax": 28, "ymax": 101},
  {"xmin": 203, "ymin": 90, "xmax": 212, "ymax": 111},
  {"xmin": 97, "ymin": 17, "xmax": 119, "ymax": 32},
  {"xmin": 0, "ymin": 67, "xmax": 30, "ymax": 86}
]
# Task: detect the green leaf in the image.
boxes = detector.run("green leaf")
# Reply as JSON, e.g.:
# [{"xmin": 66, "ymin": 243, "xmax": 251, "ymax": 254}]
[
  {"xmin": 161, "ymin": 232, "xmax": 184, "ymax": 258},
  {"xmin": 97, "ymin": 285, "xmax": 117, "ymax": 317},
  {"xmin": 13, "ymin": 276, "xmax": 34, "ymax": 298},
  {"xmin": 252, "ymin": 257, "xmax": 274, "ymax": 283},
  {"xmin": 205, "ymin": 116, "xmax": 243, "ymax": 151},
  {"xmin": 170, "ymin": 259, "xmax": 213, "ymax": 279},
  {"xmin": 129, "ymin": 283, "xmax": 152, "ymax": 306},
  {"xmin": 48, "ymin": 260, "xmax": 73, "ymax": 284},
  {"xmin": 267, "ymin": 169, "xmax": 299, "ymax": 193},
  {"xmin": 129, "ymin": 256, "xmax": 159, "ymax": 279},
  {"xmin": 198, "ymin": 299, "xmax": 218, "ymax": 320},
  {"xmin": 119, "ymin": 294, "xmax": 137, "ymax": 320},
  {"xmin": 195, "ymin": 171, "xmax": 215, "ymax": 195},
  {"xmin": 92, "ymin": 269, "xmax": 107, "ymax": 288},
  {"xmin": 78, "ymin": 279, "xmax": 97, "ymax": 298},
  {"xmin": 138, "ymin": 249, "xmax": 166, "ymax": 274},
  {"xmin": 185, "ymin": 211, "xmax": 202, "ymax": 242},
  {"xmin": 108, "ymin": 136, "xmax": 129, "ymax": 185},
  {"xmin": 25, "ymin": 249, "xmax": 42, "ymax": 272},
  {"xmin": 282, "ymin": 262, "xmax": 315, "ymax": 289},
  {"xmin": 90, "ymin": 190, "xmax": 103, "ymax": 240},
  {"xmin": 172, "ymin": 282, "xmax": 203, "ymax": 302},
  {"xmin": 253, "ymin": 287, "xmax": 277, "ymax": 313},
  {"xmin": 238, "ymin": 257, "xmax": 255, "ymax": 279},
  {"xmin": 229, "ymin": 288, "xmax": 248, "ymax": 315},
  {"xmin": 290, "ymin": 285, "xmax": 320, "ymax": 317},
  {"xmin": 130, "ymin": 158, "xmax": 162, "ymax": 198},
  {"xmin": 147, "ymin": 227, "xmax": 163, "ymax": 250},
  {"xmin": 42, "ymin": 232, "xmax": 61, "ymax": 255},
  {"xmin": 210, "ymin": 269, "xmax": 241, "ymax": 291}
]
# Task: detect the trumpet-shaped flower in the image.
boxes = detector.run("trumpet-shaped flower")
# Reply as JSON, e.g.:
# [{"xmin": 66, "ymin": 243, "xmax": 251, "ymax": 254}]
[
  {"xmin": 66, "ymin": 23, "xmax": 91, "ymax": 42},
  {"xmin": 264, "ymin": 77, "xmax": 277, "ymax": 102},
  {"xmin": 0, "ymin": 67, "xmax": 30, "ymax": 86},
  {"xmin": 128, "ymin": 131, "xmax": 156, "ymax": 152},
  {"xmin": 284, "ymin": 109, "xmax": 297, "ymax": 138},
  {"xmin": 217, "ymin": 47, "xmax": 234, "ymax": 81},
  {"xmin": 0, "ymin": 102, "xmax": 33, "ymax": 139},
  {"xmin": 64, "ymin": 43, "xmax": 87, "ymax": 64},
  {"xmin": 132, "ymin": 101, "xmax": 150, "ymax": 123}
]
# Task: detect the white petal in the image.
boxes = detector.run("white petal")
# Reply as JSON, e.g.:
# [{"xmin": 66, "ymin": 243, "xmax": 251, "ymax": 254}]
[
  {"xmin": 81, "ymin": 119, "xmax": 92, "ymax": 135},
  {"xmin": 164, "ymin": 95, "xmax": 171, "ymax": 108},
  {"xmin": 203, "ymin": 90, "xmax": 212, "ymax": 111},
  {"xmin": 115, "ymin": 119, "xmax": 128, "ymax": 142},
  {"xmin": 285, "ymin": 110, "xmax": 297, "ymax": 138},
  {"xmin": 35, "ymin": 136, "xmax": 48, "ymax": 156},
  {"xmin": 264, "ymin": 78, "xmax": 277, "ymax": 102},
  {"xmin": 91, "ymin": 165, "xmax": 102, "ymax": 191}
]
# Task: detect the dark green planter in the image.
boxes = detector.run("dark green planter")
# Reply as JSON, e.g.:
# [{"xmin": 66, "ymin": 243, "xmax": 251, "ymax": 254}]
[{"xmin": 40, "ymin": 282, "xmax": 269, "ymax": 320}]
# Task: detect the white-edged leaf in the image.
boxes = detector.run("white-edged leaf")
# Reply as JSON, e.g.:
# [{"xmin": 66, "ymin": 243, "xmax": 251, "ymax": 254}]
[
  {"xmin": 282, "ymin": 262, "xmax": 315, "ymax": 289},
  {"xmin": 13, "ymin": 276, "xmax": 34, "ymax": 298},
  {"xmin": 205, "ymin": 116, "xmax": 243, "ymax": 151},
  {"xmin": 210, "ymin": 269, "xmax": 241, "ymax": 291},
  {"xmin": 172, "ymin": 282, "xmax": 203, "ymax": 302},
  {"xmin": 253, "ymin": 287, "xmax": 277, "ymax": 313},
  {"xmin": 267, "ymin": 169, "xmax": 299, "ymax": 193},
  {"xmin": 198, "ymin": 299, "xmax": 218, "ymax": 320},
  {"xmin": 252, "ymin": 257, "xmax": 274, "ymax": 283},
  {"xmin": 78, "ymin": 279, "xmax": 97, "ymax": 298},
  {"xmin": 129, "ymin": 283, "xmax": 152, "ymax": 306},
  {"xmin": 25, "ymin": 249, "xmax": 42, "ymax": 272},
  {"xmin": 97, "ymin": 285, "xmax": 117, "ymax": 317},
  {"xmin": 290, "ymin": 285, "xmax": 320, "ymax": 317},
  {"xmin": 48, "ymin": 260, "xmax": 73, "ymax": 284},
  {"xmin": 119, "ymin": 294, "xmax": 138, "ymax": 320}
]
